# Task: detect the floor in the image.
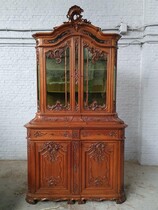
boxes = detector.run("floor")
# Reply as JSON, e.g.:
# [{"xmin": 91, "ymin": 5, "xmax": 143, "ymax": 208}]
[{"xmin": 0, "ymin": 161, "xmax": 158, "ymax": 210}]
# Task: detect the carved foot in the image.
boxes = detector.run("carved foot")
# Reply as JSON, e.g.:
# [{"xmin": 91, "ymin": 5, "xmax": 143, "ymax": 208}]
[
  {"xmin": 116, "ymin": 193, "xmax": 126, "ymax": 204},
  {"xmin": 78, "ymin": 199, "xmax": 86, "ymax": 204},
  {"xmin": 67, "ymin": 199, "xmax": 75, "ymax": 204},
  {"xmin": 25, "ymin": 195, "xmax": 37, "ymax": 204}
]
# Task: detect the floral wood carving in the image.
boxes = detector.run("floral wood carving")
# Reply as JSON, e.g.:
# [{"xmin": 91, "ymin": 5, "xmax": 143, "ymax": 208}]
[
  {"xmin": 84, "ymin": 100, "xmax": 106, "ymax": 111},
  {"xmin": 88, "ymin": 142, "xmax": 111, "ymax": 187},
  {"xmin": 89, "ymin": 142, "xmax": 107, "ymax": 162},
  {"xmin": 34, "ymin": 131, "xmax": 47, "ymax": 137},
  {"xmin": 46, "ymin": 41, "xmax": 70, "ymax": 64},
  {"xmin": 46, "ymin": 176, "xmax": 60, "ymax": 187},
  {"xmin": 40, "ymin": 142, "xmax": 62, "ymax": 161},
  {"xmin": 89, "ymin": 175, "xmax": 109, "ymax": 187},
  {"xmin": 83, "ymin": 42, "xmax": 105, "ymax": 64},
  {"xmin": 47, "ymin": 101, "xmax": 70, "ymax": 111}
]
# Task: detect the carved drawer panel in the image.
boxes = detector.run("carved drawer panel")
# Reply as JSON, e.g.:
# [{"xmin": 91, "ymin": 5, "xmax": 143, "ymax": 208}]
[
  {"xmin": 30, "ymin": 130, "xmax": 72, "ymax": 140},
  {"xmin": 80, "ymin": 130, "xmax": 119, "ymax": 140}
]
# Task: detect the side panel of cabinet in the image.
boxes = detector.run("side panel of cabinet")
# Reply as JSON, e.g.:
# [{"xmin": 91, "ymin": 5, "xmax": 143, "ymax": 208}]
[
  {"xmin": 81, "ymin": 141, "xmax": 118, "ymax": 196},
  {"xmin": 34, "ymin": 141, "xmax": 71, "ymax": 195}
]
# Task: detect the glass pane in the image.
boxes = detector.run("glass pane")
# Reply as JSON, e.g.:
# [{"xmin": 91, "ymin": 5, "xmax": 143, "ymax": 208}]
[
  {"xmin": 46, "ymin": 47, "xmax": 70, "ymax": 110},
  {"xmin": 83, "ymin": 46, "xmax": 107, "ymax": 111}
]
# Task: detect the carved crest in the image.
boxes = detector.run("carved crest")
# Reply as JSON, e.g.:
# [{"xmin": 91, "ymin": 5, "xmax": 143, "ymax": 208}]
[
  {"xmin": 67, "ymin": 5, "xmax": 84, "ymax": 22},
  {"xmin": 66, "ymin": 5, "xmax": 91, "ymax": 31}
]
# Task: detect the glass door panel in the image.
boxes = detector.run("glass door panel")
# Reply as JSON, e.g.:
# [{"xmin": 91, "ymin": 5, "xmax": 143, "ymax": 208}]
[
  {"xmin": 83, "ymin": 45, "xmax": 107, "ymax": 111},
  {"xmin": 46, "ymin": 46, "xmax": 70, "ymax": 111}
]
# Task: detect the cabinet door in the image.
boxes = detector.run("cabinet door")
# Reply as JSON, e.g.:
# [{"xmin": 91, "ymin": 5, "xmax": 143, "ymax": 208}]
[
  {"xmin": 81, "ymin": 141, "xmax": 118, "ymax": 196},
  {"xmin": 81, "ymin": 39, "xmax": 109, "ymax": 112},
  {"xmin": 35, "ymin": 141, "xmax": 71, "ymax": 195},
  {"xmin": 44, "ymin": 40, "xmax": 72, "ymax": 112}
]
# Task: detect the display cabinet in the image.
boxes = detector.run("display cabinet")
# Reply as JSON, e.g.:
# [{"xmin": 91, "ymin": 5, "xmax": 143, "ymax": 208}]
[{"xmin": 25, "ymin": 5, "xmax": 127, "ymax": 204}]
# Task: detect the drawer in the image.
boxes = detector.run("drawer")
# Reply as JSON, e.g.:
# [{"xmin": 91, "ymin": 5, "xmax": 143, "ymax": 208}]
[
  {"xmin": 80, "ymin": 129, "xmax": 119, "ymax": 140},
  {"xmin": 30, "ymin": 130, "xmax": 72, "ymax": 140}
]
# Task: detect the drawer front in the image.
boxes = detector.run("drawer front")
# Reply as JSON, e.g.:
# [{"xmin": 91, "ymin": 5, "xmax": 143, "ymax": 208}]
[
  {"xmin": 80, "ymin": 129, "xmax": 119, "ymax": 140},
  {"xmin": 30, "ymin": 130, "xmax": 72, "ymax": 140}
]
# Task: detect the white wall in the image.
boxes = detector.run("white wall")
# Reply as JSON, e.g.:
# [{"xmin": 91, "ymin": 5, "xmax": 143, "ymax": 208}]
[{"xmin": 0, "ymin": 0, "xmax": 158, "ymax": 165}]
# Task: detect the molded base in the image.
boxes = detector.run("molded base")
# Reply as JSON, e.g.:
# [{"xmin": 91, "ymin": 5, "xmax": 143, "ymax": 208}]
[{"xmin": 25, "ymin": 193, "xmax": 126, "ymax": 205}]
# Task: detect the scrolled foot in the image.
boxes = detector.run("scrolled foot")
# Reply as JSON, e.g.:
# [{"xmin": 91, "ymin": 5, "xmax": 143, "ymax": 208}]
[
  {"xmin": 25, "ymin": 195, "xmax": 37, "ymax": 204},
  {"xmin": 67, "ymin": 199, "xmax": 75, "ymax": 204},
  {"xmin": 78, "ymin": 199, "xmax": 86, "ymax": 204},
  {"xmin": 116, "ymin": 193, "xmax": 126, "ymax": 204}
]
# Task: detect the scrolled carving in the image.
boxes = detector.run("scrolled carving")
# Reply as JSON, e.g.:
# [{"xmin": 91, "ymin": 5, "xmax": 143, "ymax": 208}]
[
  {"xmin": 89, "ymin": 176, "xmax": 108, "ymax": 187},
  {"xmin": 89, "ymin": 142, "xmax": 107, "ymax": 162},
  {"xmin": 46, "ymin": 176, "xmax": 60, "ymax": 187},
  {"xmin": 40, "ymin": 141, "xmax": 62, "ymax": 161},
  {"xmin": 84, "ymin": 100, "xmax": 106, "ymax": 111},
  {"xmin": 46, "ymin": 41, "xmax": 70, "ymax": 64},
  {"xmin": 47, "ymin": 100, "xmax": 70, "ymax": 111},
  {"xmin": 83, "ymin": 42, "xmax": 106, "ymax": 64},
  {"xmin": 67, "ymin": 5, "xmax": 90, "ymax": 24},
  {"xmin": 66, "ymin": 5, "xmax": 91, "ymax": 31},
  {"xmin": 34, "ymin": 131, "xmax": 47, "ymax": 137}
]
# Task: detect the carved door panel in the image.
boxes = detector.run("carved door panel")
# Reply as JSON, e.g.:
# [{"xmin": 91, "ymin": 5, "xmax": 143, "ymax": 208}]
[
  {"xmin": 35, "ymin": 141, "xmax": 71, "ymax": 195},
  {"xmin": 81, "ymin": 141, "xmax": 118, "ymax": 195}
]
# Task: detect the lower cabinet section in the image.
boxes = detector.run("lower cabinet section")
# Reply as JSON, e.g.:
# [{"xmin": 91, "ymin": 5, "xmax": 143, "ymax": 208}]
[{"xmin": 26, "ymin": 135, "xmax": 125, "ymax": 204}]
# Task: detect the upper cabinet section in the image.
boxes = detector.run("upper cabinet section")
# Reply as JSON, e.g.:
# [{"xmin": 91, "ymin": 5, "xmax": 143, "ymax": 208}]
[{"xmin": 33, "ymin": 5, "xmax": 121, "ymax": 115}]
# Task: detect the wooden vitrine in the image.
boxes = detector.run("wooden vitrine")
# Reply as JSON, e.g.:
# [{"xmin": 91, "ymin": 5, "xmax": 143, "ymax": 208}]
[{"xmin": 25, "ymin": 5, "xmax": 127, "ymax": 204}]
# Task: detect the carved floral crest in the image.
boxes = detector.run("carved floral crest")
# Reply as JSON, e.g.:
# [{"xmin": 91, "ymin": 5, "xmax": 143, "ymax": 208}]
[{"xmin": 66, "ymin": 5, "xmax": 91, "ymax": 31}]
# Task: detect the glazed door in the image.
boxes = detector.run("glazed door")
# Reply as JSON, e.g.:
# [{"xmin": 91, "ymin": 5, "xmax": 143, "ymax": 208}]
[
  {"xmin": 35, "ymin": 141, "xmax": 71, "ymax": 195},
  {"xmin": 81, "ymin": 39, "xmax": 109, "ymax": 112},
  {"xmin": 41, "ymin": 36, "xmax": 110, "ymax": 113},
  {"xmin": 81, "ymin": 141, "xmax": 118, "ymax": 196},
  {"xmin": 44, "ymin": 39, "xmax": 72, "ymax": 112}
]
